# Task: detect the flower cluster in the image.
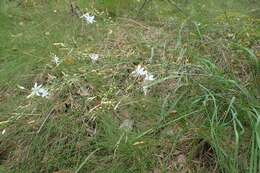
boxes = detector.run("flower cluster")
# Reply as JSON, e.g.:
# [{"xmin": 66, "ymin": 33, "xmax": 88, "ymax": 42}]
[
  {"xmin": 26, "ymin": 10, "xmax": 156, "ymax": 101},
  {"xmin": 131, "ymin": 65, "xmax": 155, "ymax": 82},
  {"xmin": 27, "ymin": 12, "xmax": 98, "ymax": 100},
  {"xmin": 131, "ymin": 65, "xmax": 155, "ymax": 95}
]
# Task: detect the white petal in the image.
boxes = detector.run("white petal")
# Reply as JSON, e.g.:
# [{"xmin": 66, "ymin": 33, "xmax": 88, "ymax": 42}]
[
  {"xmin": 1, "ymin": 129, "xmax": 6, "ymax": 135},
  {"xmin": 144, "ymin": 73, "xmax": 155, "ymax": 81},
  {"xmin": 17, "ymin": 85, "xmax": 26, "ymax": 90}
]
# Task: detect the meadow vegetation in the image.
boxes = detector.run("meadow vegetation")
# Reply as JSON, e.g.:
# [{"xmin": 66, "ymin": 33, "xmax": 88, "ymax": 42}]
[{"xmin": 0, "ymin": 0, "xmax": 260, "ymax": 172}]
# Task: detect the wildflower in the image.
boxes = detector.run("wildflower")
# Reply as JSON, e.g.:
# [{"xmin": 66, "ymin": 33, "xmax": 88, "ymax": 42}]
[
  {"xmin": 132, "ymin": 65, "xmax": 155, "ymax": 95},
  {"xmin": 52, "ymin": 54, "xmax": 60, "ymax": 66},
  {"xmin": 81, "ymin": 13, "xmax": 96, "ymax": 24},
  {"xmin": 27, "ymin": 83, "xmax": 49, "ymax": 98},
  {"xmin": 132, "ymin": 65, "xmax": 155, "ymax": 81},
  {"xmin": 89, "ymin": 53, "xmax": 99, "ymax": 62},
  {"xmin": 144, "ymin": 73, "xmax": 155, "ymax": 82},
  {"xmin": 131, "ymin": 65, "xmax": 148, "ymax": 78}
]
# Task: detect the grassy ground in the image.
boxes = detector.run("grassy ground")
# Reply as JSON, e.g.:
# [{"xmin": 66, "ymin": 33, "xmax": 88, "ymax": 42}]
[{"xmin": 0, "ymin": 0, "xmax": 260, "ymax": 172}]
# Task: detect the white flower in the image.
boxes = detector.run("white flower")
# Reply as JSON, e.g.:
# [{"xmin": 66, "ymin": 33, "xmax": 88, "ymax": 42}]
[
  {"xmin": 81, "ymin": 13, "xmax": 96, "ymax": 24},
  {"xmin": 27, "ymin": 83, "xmax": 49, "ymax": 98},
  {"xmin": 131, "ymin": 65, "xmax": 148, "ymax": 78},
  {"xmin": 38, "ymin": 88, "xmax": 49, "ymax": 97},
  {"xmin": 132, "ymin": 65, "xmax": 155, "ymax": 95},
  {"xmin": 52, "ymin": 54, "xmax": 60, "ymax": 66},
  {"xmin": 2, "ymin": 129, "xmax": 6, "ymax": 135},
  {"xmin": 89, "ymin": 53, "xmax": 99, "ymax": 62},
  {"xmin": 144, "ymin": 73, "xmax": 155, "ymax": 82},
  {"xmin": 132, "ymin": 65, "xmax": 155, "ymax": 81}
]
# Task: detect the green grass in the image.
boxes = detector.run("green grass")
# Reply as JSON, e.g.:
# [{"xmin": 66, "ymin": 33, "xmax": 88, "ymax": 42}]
[{"xmin": 0, "ymin": 0, "xmax": 260, "ymax": 172}]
